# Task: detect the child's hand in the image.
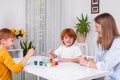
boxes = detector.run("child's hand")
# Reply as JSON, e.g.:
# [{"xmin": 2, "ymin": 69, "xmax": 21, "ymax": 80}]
[
  {"xmin": 75, "ymin": 56, "xmax": 82, "ymax": 61},
  {"xmin": 48, "ymin": 49, "xmax": 54, "ymax": 54},
  {"xmin": 26, "ymin": 48, "xmax": 35, "ymax": 57},
  {"xmin": 21, "ymin": 48, "xmax": 35, "ymax": 65},
  {"xmin": 48, "ymin": 49, "xmax": 54, "ymax": 58}
]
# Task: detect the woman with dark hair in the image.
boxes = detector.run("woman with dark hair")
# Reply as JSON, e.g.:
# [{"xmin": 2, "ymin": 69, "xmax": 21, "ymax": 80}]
[{"xmin": 77, "ymin": 13, "xmax": 120, "ymax": 80}]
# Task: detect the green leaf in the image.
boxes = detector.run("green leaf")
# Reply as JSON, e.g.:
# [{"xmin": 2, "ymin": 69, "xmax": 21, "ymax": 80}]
[
  {"xmin": 23, "ymin": 41, "xmax": 27, "ymax": 49},
  {"xmin": 28, "ymin": 41, "xmax": 32, "ymax": 49},
  {"xmin": 23, "ymin": 48, "xmax": 27, "ymax": 57},
  {"xmin": 32, "ymin": 46, "xmax": 35, "ymax": 49},
  {"xmin": 20, "ymin": 40, "xmax": 25, "ymax": 49},
  {"xmin": 75, "ymin": 13, "xmax": 91, "ymax": 36},
  {"xmin": 20, "ymin": 40, "xmax": 35, "ymax": 57}
]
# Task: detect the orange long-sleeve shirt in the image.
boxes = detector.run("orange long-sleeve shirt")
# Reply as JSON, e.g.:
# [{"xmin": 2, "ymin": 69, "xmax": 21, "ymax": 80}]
[{"xmin": 0, "ymin": 49, "xmax": 24, "ymax": 80}]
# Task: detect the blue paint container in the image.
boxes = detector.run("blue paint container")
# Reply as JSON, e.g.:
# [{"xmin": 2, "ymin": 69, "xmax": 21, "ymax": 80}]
[{"xmin": 39, "ymin": 61, "xmax": 43, "ymax": 66}]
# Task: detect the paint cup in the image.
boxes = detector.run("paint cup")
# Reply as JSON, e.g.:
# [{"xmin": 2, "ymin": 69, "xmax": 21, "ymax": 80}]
[
  {"xmin": 34, "ymin": 61, "xmax": 38, "ymax": 65},
  {"xmin": 39, "ymin": 61, "xmax": 43, "ymax": 66}
]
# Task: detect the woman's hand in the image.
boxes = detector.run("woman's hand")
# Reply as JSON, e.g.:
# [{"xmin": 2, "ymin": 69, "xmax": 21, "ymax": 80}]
[{"xmin": 78, "ymin": 56, "xmax": 88, "ymax": 66}]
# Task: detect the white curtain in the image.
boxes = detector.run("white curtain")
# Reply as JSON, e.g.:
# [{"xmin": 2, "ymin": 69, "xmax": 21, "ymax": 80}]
[
  {"xmin": 26, "ymin": 0, "xmax": 62, "ymax": 56},
  {"xmin": 45, "ymin": 0, "xmax": 62, "ymax": 56},
  {"xmin": 26, "ymin": 0, "xmax": 46, "ymax": 56}
]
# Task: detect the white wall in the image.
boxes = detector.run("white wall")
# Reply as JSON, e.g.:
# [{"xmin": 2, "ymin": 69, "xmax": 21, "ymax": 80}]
[
  {"xmin": 0, "ymin": 0, "xmax": 26, "ymax": 29},
  {"xmin": 61, "ymin": 0, "xmax": 120, "ymax": 56},
  {"xmin": 100, "ymin": 0, "xmax": 120, "ymax": 31},
  {"xmin": 61, "ymin": 0, "xmax": 91, "ymax": 29},
  {"xmin": 1, "ymin": 0, "xmax": 120, "ymax": 56}
]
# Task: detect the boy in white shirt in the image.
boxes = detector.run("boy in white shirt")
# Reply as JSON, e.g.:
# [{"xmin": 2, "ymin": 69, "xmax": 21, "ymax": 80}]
[{"xmin": 48, "ymin": 28, "xmax": 82, "ymax": 63}]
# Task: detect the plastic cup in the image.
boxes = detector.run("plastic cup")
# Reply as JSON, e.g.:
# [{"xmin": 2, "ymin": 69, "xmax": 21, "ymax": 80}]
[{"xmin": 34, "ymin": 61, "xmax": 38, "ymax": 65}]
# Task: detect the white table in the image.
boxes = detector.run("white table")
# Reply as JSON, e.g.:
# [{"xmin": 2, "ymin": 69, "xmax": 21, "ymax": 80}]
[{"xmin": 14, "ymin": 56, "xmax": 110, "ymax": 80}]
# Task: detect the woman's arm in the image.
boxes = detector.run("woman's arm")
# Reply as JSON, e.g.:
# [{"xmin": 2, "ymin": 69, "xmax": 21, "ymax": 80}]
[{"xmin": 77, "ymin": 56, "xmax": 97, "ymax": 68}]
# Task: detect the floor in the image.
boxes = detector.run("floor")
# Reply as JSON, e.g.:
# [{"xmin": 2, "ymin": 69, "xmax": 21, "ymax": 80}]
[
  {"xmin": 12, "ymin": 72, "xmax": 47, "ymax": 80},
  {"xmin": 12, "ymin": 72, "xmax": 37, "ymax": 80}
]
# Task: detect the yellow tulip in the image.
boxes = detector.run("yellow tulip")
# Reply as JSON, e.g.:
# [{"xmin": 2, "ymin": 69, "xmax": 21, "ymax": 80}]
[
  {"xmin": 22, "ymin": 32, "xmax": 26, "ymax": 37},
  {"xmin": 10, "ymin": 28, "xmax": 26, "ymax": 38},
  {"xmin": 10, "ymin": 27, "xmax": 15, "ymax": 32},
  {"xmin": 15, "ymin": 30, "xmax": 19, "ymax": 35}
]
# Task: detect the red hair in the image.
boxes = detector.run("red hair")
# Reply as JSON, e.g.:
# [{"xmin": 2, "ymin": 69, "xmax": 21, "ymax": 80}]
[
  {"xmin": 0, "ymin": 28, "xmax": 16, "ymax": 41},
  {"xmin": 61, "ymin": 28, "xmax": 77, "ymax": 44}
]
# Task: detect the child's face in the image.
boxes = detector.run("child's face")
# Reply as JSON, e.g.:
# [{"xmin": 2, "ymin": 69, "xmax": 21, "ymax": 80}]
[
  {"xmin": 2, "ymin": 38, "xmax": 15, "ymax": 49},
  {"xmin": 63, "ymin": 35, "xmax": 74, "ymax": 47}
]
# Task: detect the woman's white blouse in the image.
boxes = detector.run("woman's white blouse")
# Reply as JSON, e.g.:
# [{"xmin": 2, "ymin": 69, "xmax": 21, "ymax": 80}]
[{"xmin": 94, "ymin": 38, "xmax": 120, "ymax": 80}]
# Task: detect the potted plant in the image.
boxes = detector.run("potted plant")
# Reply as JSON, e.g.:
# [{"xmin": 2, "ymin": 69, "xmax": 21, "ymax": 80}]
[
  {"xmin": 20, "ymin": 41, "xmax": 35, "ymax": 57},
  {"xmin": 75, "ymin": 14, "xmax": 91, "ymax": 43}
]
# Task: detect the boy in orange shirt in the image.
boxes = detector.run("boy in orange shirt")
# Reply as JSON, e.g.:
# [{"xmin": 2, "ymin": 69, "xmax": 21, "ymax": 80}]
[{"xmin": 0, "ymin": 28, "xmax": 34, "ymax": 80}]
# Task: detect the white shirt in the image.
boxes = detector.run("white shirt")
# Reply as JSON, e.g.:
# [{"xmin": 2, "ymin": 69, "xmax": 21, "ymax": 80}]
[
  {"xmin": 54, "ymin": 44, "xmax": 82, "ymax": 58},
  {"xmin": 94, "ymin": 37, "xmax": 120, "ymax": 80}
]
